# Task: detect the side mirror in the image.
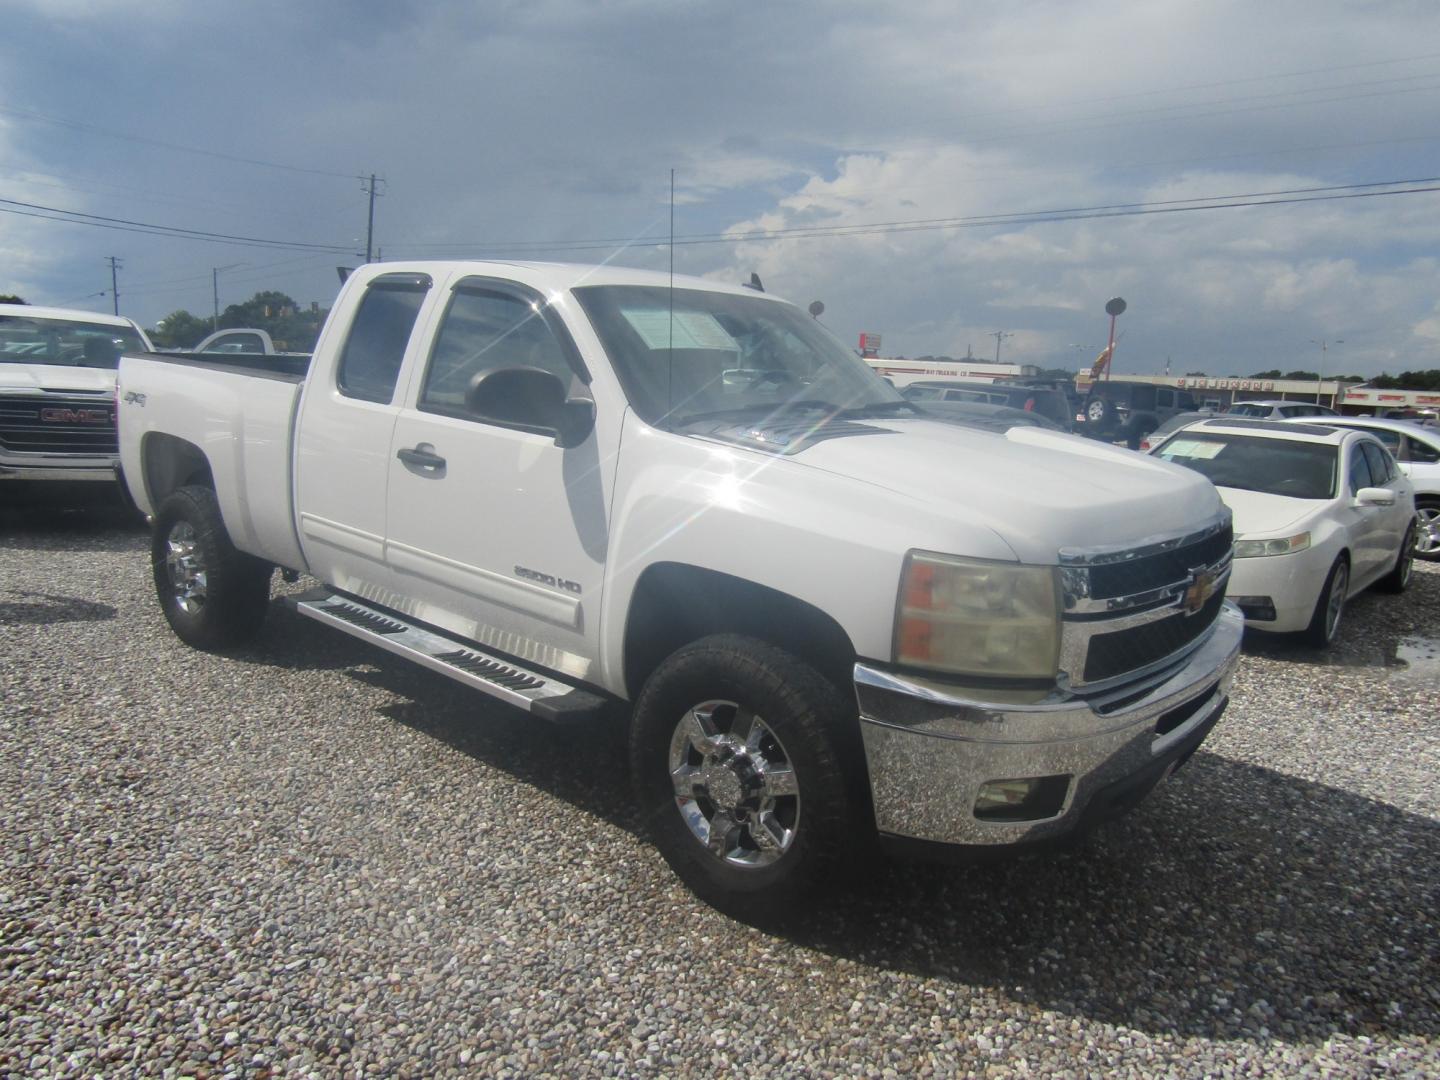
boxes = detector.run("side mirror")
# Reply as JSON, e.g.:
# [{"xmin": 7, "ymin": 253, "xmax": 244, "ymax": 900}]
[
  {"xmin": 465, "ymin": 366, "xmax": 595, "ymax": 449},
  {"xmin": 1355, "ymin": 486, "xmax": 1396, "ymax": 507}
]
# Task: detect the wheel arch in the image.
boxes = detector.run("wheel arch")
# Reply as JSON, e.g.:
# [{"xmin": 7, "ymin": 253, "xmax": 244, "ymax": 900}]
[
  {"xmin": 622, "ymin": 562, "xmax": 859, "ymax": 702},
  {"xmin": 141, "ymin": 432, "xmax": 213, "ymax": 509}
]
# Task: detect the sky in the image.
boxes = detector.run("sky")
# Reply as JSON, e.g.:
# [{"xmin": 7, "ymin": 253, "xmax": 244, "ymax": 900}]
[{"xmin": 3, "ymin": 0, "xmax": 1440, "ymax": 379}]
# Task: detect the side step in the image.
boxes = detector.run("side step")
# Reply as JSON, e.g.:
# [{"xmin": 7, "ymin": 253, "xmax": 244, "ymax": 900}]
[{"xmin": 285, "ymin": 591, "xmax": 609, "ymax": 724}]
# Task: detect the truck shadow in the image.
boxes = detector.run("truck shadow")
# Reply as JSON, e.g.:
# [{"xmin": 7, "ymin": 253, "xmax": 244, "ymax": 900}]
[{"xmin": 329, "ymin": 645, "xmax": 1439, "ymax": 1044}]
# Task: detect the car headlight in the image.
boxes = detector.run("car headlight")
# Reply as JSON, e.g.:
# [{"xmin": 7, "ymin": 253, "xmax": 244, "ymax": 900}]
[
  {"xmin": 895, "ymin": 552, "xmax": 1061, "ymax": 680},
  {"xmin": 1233, "ymin": 532, "xmax": 1311, "ymax": 558}
]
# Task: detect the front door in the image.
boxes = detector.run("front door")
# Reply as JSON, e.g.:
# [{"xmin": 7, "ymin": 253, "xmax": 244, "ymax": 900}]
[{"xmin": 383, "ymin": 276, "xmax": 617, "ymax": 681}]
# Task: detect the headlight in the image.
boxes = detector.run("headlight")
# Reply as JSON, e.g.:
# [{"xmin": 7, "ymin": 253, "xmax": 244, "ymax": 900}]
[
  {"xmin": 895, "ymin": 552, "xmax": 1061, "ymax": 680},
  {"xmin": 1233, "ymin": 532, "xmax": 1311, "ymax": 558}
]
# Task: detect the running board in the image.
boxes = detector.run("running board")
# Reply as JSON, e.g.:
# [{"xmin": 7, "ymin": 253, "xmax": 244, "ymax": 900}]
[{"xmin": 286, "ymin": 591, "xmax": 609, "ymax": 724}]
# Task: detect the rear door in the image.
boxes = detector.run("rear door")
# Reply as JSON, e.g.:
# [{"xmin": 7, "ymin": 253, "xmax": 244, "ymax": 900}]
[
  {"xmin": 382, "ymin": 275, "xmax": 618, "ymax": 681},
  {"xmin": 294, "ymin": 271, "xmax": 437, "ymax": 597}
]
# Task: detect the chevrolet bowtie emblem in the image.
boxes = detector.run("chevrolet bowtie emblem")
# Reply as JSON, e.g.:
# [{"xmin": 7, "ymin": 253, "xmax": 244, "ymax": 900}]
[{"xmin": 1182, "ymin": 568, "xmax": 1218, "ymax": 616}]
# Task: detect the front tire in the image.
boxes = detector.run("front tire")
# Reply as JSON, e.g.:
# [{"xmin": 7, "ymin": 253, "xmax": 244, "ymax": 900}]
[
  {"xmin": 629, "ymin": 635, "xmax": 860, "ymax": 923},
  {"xmin": 1300, "ymin": 557, "xmax": 1348, "ymax": 648},
  {"xmin": 151, "ymin": 485, "xmax": 272, "ymax": 651}
]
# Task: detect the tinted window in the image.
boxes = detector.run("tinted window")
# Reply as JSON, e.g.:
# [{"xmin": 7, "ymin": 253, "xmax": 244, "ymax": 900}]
[
  {"xmin": 1347, "ymin": 445, "xmax": 1375, "ymax": 492},
  {"xmin": 902, "ymin": 385, "xmax": 942, "ymax": 400},
  {"xmin": 1406, "ymin": 435, "xmax": 1440, "ymax": 464},
  {"xmin": 1360, "ymin": 441, "xmax": 1395, "ymax": 484},
  {"xmin": 421, "ymin": 288, "xmax": 577, "ymax": 413},
  {"xmin": 1354, "ymin": 425, "xmax": 1402, "ymax": 452},
  {"xmin": 1177, "ymin": 391, "xmax": 1198, "ymax": 409},
  {"xmin": 337, "ymin": 279, "xmax": 429, "ymax": 404},
  {"xmin": 1130, "ymin": 385, "xmax": 1156, "ymax": 410},
  {"xmin": 1157, "ymin": 388, "xmax": 1174, "ymax": 408}
]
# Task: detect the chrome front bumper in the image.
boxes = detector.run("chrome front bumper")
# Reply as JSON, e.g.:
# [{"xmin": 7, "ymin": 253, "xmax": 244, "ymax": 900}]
[{"xmin": 856, "ymin": 602, "xmax": 1244, "ymax": 847}]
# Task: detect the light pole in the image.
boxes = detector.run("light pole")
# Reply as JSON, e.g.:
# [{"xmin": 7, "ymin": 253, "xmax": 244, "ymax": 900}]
[{"xmin": 1308, "ymin": 338, "xmax": 1342, "ymax": 405}]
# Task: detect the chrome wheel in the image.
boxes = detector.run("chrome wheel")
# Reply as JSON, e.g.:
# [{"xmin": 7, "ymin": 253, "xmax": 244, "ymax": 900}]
[
  {"xmin": 164, "ymin": 520, "xmax": 208, "ymax": 614},
  {"xmin": 1323, "ymin": 561, "xmax": 1348, "ymax": 643},
  {"xmin": 1416, "ymin": 506, "xmax": 1440, "ymax": 557},
  {"xmin": 668, "ymin": 699, "xmax": 800, "ymax": 868}
]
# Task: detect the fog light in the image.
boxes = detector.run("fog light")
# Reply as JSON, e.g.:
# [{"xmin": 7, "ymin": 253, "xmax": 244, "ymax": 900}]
[
  {"xmin": 1234, "ymin": 596, "xmax": 1276, "ymax": 621},
  {"xmin": 974, "ymin": 775, "xmax": 1070, "ymax": 822}
]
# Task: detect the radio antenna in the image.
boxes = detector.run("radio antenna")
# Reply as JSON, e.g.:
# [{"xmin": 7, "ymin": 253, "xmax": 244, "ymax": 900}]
[{"xmin": 668, "ymin": 167, "xmax": 675, "ymax": 416}]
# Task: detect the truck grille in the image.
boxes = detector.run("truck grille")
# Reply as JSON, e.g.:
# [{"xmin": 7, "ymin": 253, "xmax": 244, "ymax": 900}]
[
  {"xmin": 1083, "ymin": 589, "xmax": 1227, "ymax": 682},
  {"xmin": 0, "ymin": 393, "xmax": 117, "ymax": 456},
  {"xmin": 1060, "ymin": 514, "xmax": 1232, "ymax": 689},
  {"xmin": 1086, "ymin": 524, "xmax": 1233, "ymax": 599}
]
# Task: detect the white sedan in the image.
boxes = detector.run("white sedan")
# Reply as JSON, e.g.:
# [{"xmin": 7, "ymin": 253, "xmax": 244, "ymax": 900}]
[
  {"xmin": 1282, "ymin": 415, "xmax": 1440, "ymax": 560},
  {"xmin": 1151, "ymin": 418, "xmax": 1416, "ymax": 646}
]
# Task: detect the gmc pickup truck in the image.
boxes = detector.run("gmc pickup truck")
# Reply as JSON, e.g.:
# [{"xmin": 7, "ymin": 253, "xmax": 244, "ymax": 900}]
[
  {"xmin": 117, "ymin": 261, "xmax": 1242, "ymax": 919},
  {"xmin": 1, "ymin": 304, "xmax": 152, "ymax": 486}
]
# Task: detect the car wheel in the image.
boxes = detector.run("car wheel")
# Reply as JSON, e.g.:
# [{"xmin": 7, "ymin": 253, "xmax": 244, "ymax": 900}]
[
  {"xmin": 1300, "ymin": 557, "xmax": 1348, "ymax": 648},
  {"xmin": 1414, "ymin": 498, "xmax": 1440, "ymax": 562},
  {"xmin": 629, "ymin": 634, "xmax": 860, "ymax": 924},
  {"xmin": 1084, "ymin": 397, "xmax": 1115, "ymax": 429},
  {"xmin": 1376, "ymin": 521, "xmax": 1417, "ymax": 593},
  {"xmin": 151, "ymin": 485, "xmax": 273, "ymax": 651}
]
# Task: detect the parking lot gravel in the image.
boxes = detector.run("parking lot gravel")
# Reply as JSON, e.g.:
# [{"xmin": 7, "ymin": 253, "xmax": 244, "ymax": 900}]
[{"xmin": 2, "ymin": 500, "xmax": 1437, "ymax": 1078}]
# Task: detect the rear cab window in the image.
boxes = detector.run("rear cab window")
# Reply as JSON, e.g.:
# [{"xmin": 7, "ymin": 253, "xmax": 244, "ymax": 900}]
[{"xmin": 336, "ymin": 273, "xmax": 432, "ymax": 404}]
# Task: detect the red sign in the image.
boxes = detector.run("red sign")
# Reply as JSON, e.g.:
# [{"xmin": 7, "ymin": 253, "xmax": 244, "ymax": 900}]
[{"xmin": 858, "ymin": 332, "xmax": 882, "ymax": 358}]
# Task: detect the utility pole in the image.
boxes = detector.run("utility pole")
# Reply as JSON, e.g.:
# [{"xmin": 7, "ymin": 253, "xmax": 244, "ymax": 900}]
[
  {"xmin": 212, "ymin": 263, "xmax": 243, "ymax": 331},
  {"xmin": 361, "ymin": 174, "xmax": 386, "ymax": 263},
  {"xmin": 106, "ymin": 256, "xmax": 122, "ymax": 315},
  {"xmin": 989, "ymin": 330, "xmax": 1014, "ymax": 364}
]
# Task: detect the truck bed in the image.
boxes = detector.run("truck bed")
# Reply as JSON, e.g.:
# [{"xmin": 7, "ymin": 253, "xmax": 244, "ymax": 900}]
[{"xmin": 117, "ymin": 351, "xmax": 308, "ymax": 571}]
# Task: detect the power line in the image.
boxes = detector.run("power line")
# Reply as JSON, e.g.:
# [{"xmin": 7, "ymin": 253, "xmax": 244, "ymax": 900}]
[
  {"xmin": 0, "ymin": 102, "xmax": 361, "ymax": 180},
  {"xmin": 382, "ymin": 175, "xmax": 1440, "ymax": 254},
  {"xmin": 0, "ymin": 196, "xmax": 355, "ymax": 253}
]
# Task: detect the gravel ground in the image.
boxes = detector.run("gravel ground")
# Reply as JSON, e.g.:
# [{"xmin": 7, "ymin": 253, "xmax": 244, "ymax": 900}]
[{"xmin": 2, "ymin": 500, "xmax": 1437, "ymax": 1078}]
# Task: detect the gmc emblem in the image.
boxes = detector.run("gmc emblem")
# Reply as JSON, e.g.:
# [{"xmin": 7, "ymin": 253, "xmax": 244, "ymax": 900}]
[{"xmin": 40, "ymin": 407, "xmax": 112, "ymax": 425}]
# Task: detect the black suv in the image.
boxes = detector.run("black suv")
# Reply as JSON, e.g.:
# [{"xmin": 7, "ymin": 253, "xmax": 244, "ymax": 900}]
[{"xmin": 1078, "ymin": 380, "xmax": 1198, "ymax": 448}]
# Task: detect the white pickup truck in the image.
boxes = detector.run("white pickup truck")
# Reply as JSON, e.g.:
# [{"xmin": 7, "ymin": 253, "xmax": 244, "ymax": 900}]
[{"xmin": 118, "ymin": 261, "xmax": 1242, "ymax": 919}]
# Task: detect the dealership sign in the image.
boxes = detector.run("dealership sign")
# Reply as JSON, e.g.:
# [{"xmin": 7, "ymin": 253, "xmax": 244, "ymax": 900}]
[{"xmin": 1175, "ymin": 378, "xmax": 1276, "ymax": 391}]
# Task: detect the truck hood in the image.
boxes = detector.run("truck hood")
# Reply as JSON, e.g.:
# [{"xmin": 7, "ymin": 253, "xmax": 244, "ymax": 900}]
[
  {"xmin": 0, "ymin": 364, "xmax": 117, "ymax": 394},
  {"xmin": 1214, "ymin": 487, "xmax": 1316, "ymax": 537},
  {"xmin": 788, "ymin": 418, "xmax": 1224, "ymax": 564}
]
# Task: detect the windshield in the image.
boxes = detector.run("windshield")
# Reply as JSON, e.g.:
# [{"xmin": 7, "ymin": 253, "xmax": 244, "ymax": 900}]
[
  {"xmin": 572, "ymin": 285, "xmax": 906, "ymax": 426},
  {"xmin": 1156, "ymin": 431, "xmax": 1337, "ymax": 498},
  {"xmin": 1225, "ymin": 403, "xmax": 1273, "ymax": 417},
  {"xmin": 0, "ymin": 315, "xmax": 147, "ymax": 370}
]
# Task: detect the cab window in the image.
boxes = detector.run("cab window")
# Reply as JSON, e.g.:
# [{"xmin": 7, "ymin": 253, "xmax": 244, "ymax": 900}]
[
  {"xmin": 336, "ymin": 274, "xmax": 431, "ymax": 404},
  {"xmin": 420, "ymin": 286, "xmax": 580, "ymax": 415}
]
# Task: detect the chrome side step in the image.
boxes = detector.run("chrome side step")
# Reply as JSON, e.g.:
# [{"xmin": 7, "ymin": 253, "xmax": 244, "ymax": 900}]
[{"xmin": 286, "ymin": 591, "xmax": 609, "ymax": 724}]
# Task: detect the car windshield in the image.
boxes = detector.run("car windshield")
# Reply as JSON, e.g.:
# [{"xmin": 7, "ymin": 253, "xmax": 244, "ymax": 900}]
[
  {"xmin": 1155, "ymin": 432, "xmax": 1337, "ymax": 498},
  {"xmin": 1225, "ymin": 403, "xmax": 1273, "ymax": 417},
  {"xmin": 0, "ymin": 315, "xmax": 147, "ymax": 370},
  {"xmin": 572, "ymin": 285, "xmax": 907, "ymax": 427}
]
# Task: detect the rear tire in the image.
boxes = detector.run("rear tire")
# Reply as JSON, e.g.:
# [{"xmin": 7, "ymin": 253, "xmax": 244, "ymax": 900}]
[
  {"xmin": 629, "ymin": 634, "xmax": 860, "ymax": 924},
  {"xmin": 151, "ymin": 485, "xmax": 272, "ymax": 651},
  {"xmin": 1376, "ymin": 521, "xmax": 1417, "ymax": 593},
  {"xmin": 1414, "ymin": 498, "xmax": 1440, "ymax": 562},
  {"xmin": 1300, "ymin": 557, "xmax": 1348, "ymax": 648}
]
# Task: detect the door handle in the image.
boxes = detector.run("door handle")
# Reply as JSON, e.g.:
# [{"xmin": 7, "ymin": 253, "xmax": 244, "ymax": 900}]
[{"xmin": 397, "ymin": 445, "xmax": 446, "ymax": 470}]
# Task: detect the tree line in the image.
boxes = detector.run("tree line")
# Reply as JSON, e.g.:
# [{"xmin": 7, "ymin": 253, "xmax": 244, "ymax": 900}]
[{"xmin": 148, "ymin": 291, "xmax": 329, "ymax": 351}]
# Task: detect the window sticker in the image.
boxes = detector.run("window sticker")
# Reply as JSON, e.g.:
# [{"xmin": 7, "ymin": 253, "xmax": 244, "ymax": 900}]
[
  {"xmin": 621, "ymin": 308, "xmax": 739, "ymax": 352},
  {"xmin": 1163, "ymin": 438, "xmax": 1226, "ymax": 460}
]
